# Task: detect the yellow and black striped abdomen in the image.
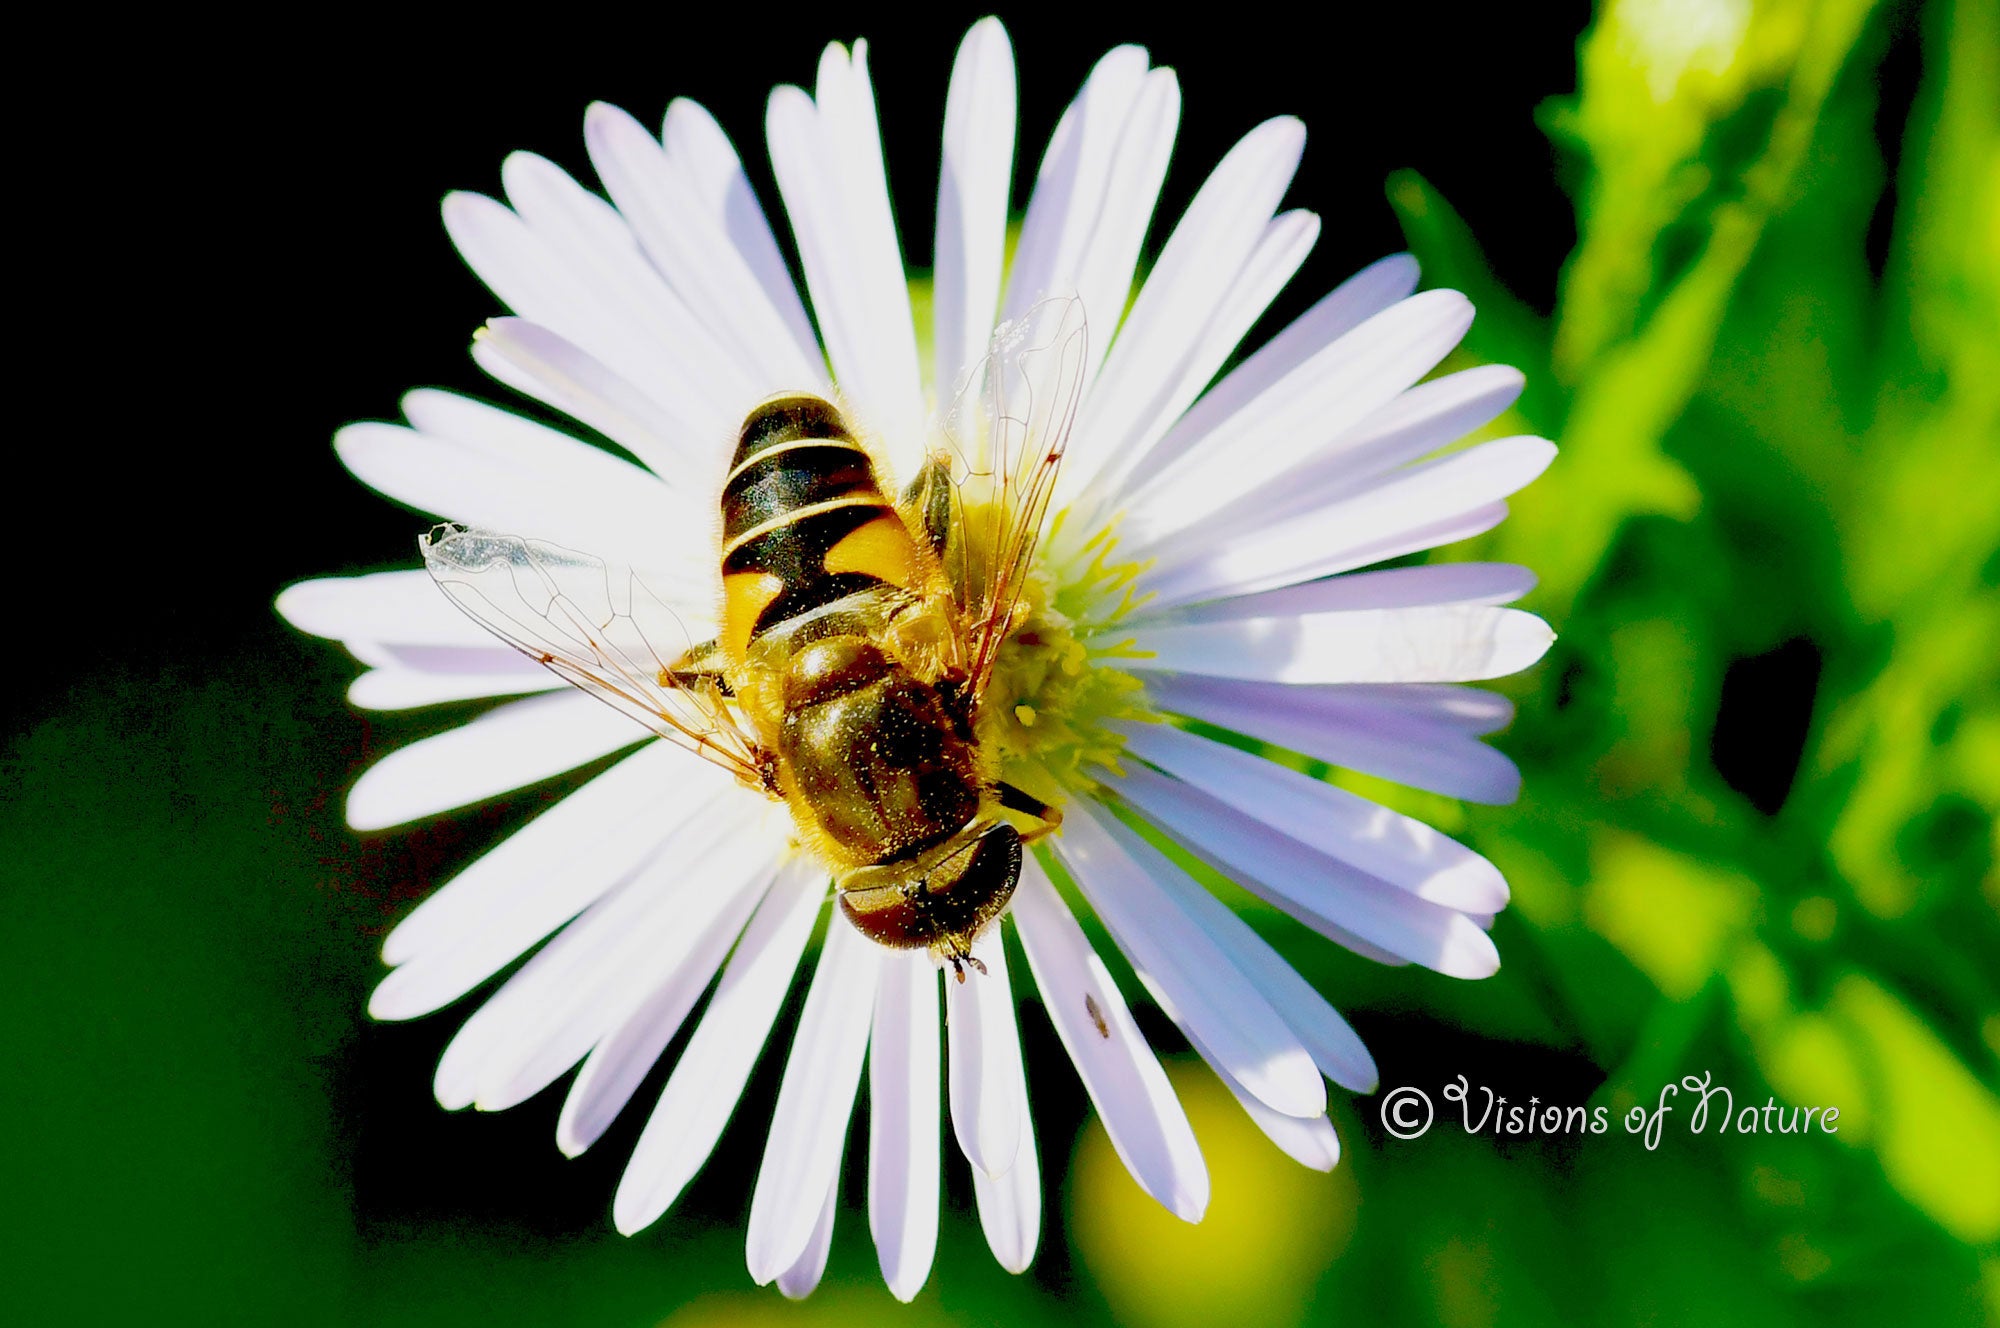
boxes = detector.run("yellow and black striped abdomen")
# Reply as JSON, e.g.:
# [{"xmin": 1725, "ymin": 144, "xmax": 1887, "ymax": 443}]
[{"xmin": 719, "ymin": 395, "xmax": 923, "ymax": 665}]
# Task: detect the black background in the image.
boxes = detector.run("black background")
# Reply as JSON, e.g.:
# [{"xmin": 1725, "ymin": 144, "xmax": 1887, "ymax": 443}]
[
  {"xmin": 21, "ymin": 4, "xmax": 1586, "ymax": 729},
  {"xmin": 11, "ymin": 7, "xmax": 1598, "ymax": 1310}
]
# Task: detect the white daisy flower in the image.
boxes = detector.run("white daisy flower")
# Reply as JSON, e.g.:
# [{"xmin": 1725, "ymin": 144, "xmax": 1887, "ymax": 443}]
[{"xmin": 279, "ymin": 19, "xmax": 1554, "ymax": 1301}]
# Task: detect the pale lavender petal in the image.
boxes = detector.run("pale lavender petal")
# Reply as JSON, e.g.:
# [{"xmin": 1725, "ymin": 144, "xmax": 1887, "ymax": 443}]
[
  {"xmin": 1136, "ymin": 252, "xmax": 1420, "ymax": 481},
  {"xmin": 1107, "ymin": 764, "xmax": 1497, "ymax": 979},
  {"xmin": 1064, "ymin": 116, "xmax": 1303, "ymax": 502},
  {"xmin": 1056, "ymin": 801, "xmax": 1324, "ymax": 1117},
  {"xmin": 1139, "ymin": 439, "xmax": 1555, "ymax": 608},
  {"xmin": 346, "ymin": 691, "xmax": 650, "ymax": 832},
  {"xmin": 1208, "ymin": 364, "xmax": 1529, "ymax": 540},
  {"xmin": 1004, "ymin": 46, "xmax": 1151, "ymax": 321},
  {"xmin": 1071, "ymin": 208, "xmax": 1320, "ymax": 524},
  {"xmin": 660, "ymin": 97, "xmax": 825, "ymax": 372},
  {"xmin": 496, "ymin": 150, "xmax": 743, "ymax": 442},
  {"xmin": 583, "ymin": 100, "xmax": 820, "ymax": 393},
  {"xmin": 1125, "ymin": 604, "xmax": 1555, "ymax": 686},
  {"xmin": 612, "ymin": 862, "xmax": 826, "ymax": 1235},
  {"xmin": 276, "ymin": 571, "xmax": 491, "ymax": 648},
  {"xmin": 1113, "ymin": 720, "xmax": 1508, "ymax": 913},
  {"xmin": 1137, "ymin": 563, "xmax": 1537, "ymax": 628},
  {"xmin": 425, "ymin": 786, "xmax": 772, "ymax": 1110},
  {"xmin": 1331, "ymin": 683, "xmax": 1517, "ymax": 734},
  {"xmin": 1124, "ymin": 290, "xmax": 1473, "ymax": 541},
  {"xmin": 1193, "ymin": 1034, "xmax": 1343, "ymax": 1170},
  {"xmin": 556, "ymin": 864, "xmax": 779, "ymax": 1152},
  {"xmin": 347, "ymin": 663, "xmax": 562, "ymax": 711},
  {"xmin": 933, "ymin": 17, "xmax": 1017, "ymax": 399},
  {"xmin": 1012, "ymin": 859, "xmax": 1206, "ymax": 1220},
  {"xmin": 972, "ymin": 1106, "xmax": 1041, "ymax": 1272},
  {"xmin": 869, "ymin": 951, "xmax": 941, "ymax": 1302},
  {"xmin": 1147, "ymin": 670, "xmax": 1524, "ymax": 803},
  {"xmin": 331, "ymin": 416, "xmax": 705, "ymax": 576},
  {"xmin": 440, "ymin": 188, "xmax": 705, "ymax": 418},
  {"xmin": 746, "ymin": 915, "xmax": 883, "ymax": 1282},
  {"xmin": 776, "ymin": 1175, "xmax": 838, "ymax": 1300},
  {"xmin": 946, "ymin": 930, "xmax": 1026, "ymax": 1177},
  {"xmin": 767, "ymin": 44, "xmax": 925, "ymax": 474},
  {"xmin": 1066, "ymin": 68, "xmax": 1179, "ymax": 388},
  {"xmin": 471, "ymin": 318, "xmax": 715, "ymax": 484},
  {"xmin": 373, "ymin": 743, "xmax": 712, "ymax": 969}
]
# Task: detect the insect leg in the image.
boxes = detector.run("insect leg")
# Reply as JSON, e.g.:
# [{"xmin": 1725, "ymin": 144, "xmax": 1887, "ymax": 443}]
[
  {"xmin": 663, "ymin": 638, "xmax": 735, "ymax": 696},
  {"xmin": 996, "ymin": 780, "xmax": 1064, "ymax": 843},
  {"xmin": 899, "ymin": 454, "xmax": 954, "ymax": 556}
]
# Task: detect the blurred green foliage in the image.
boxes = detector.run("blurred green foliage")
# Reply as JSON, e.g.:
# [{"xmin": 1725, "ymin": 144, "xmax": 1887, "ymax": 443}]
[
  {"xmin": 6, "ymin": 1, "xmax": 1997, "ymax": 1324},
  {"xmin": 1380, "ymin": 0, "xmax": 2000, "ymax": 1315}
]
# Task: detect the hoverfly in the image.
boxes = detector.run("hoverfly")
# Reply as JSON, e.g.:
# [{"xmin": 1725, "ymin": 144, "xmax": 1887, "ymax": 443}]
[{"xmin": 420, "ymin": 297, "xmax": 1087, "ymax": 977}]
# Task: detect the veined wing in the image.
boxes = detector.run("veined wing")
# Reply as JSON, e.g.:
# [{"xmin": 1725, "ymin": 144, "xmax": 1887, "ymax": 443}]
[
  {"xmin": 935, "ymin": 295, "xmax": 1089, "ymax": 697},
  {"xmin": 419, "ymin": 525, "xmax": 767, "ymax": 785}
]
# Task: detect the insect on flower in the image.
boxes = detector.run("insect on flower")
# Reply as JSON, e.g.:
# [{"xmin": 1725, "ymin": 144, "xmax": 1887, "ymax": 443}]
[
  {"xmin": 419, "ymin": 296, "xmax": 1089, "ymax": 979},
  {"xmin": 278, "ymin": 18, "xmax": 1556, "ymax": 1299}
]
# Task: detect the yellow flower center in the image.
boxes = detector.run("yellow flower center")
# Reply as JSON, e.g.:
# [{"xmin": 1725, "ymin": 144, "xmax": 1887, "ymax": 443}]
[{"xmin": 976, "ymin": 508, "xmax": 1160, "ymax": 805}]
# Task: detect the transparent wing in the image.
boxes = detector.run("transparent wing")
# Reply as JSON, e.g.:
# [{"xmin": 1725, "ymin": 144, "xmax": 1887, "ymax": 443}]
[
  {"xmin": 934, "ymin": 295, "xmax": 1089, "ymax": 698},
  {"xmin": 419, "ymin": 525, "xmax": 767, "ymax": 784}
]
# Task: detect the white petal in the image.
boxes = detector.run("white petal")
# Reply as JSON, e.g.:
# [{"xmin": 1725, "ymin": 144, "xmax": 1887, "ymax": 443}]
[
  {"xmin": 946, "ymin": 930, "xmax": 1026, "ymax": 1177},
  {"xmin": 556, "ymin": 862, "xmax": 778, "ymax": 1152},
  {"xmin": 869, "ymin": 952, "xmax": 941, "ymax": 1303},
  {"xmin": 1331, "ymin": 683, "xmax": 1517, "ymax": 734},
  {"xmin": 1127, "ymin": 604, "xmax": 1554, "ymax": 686},
  {"xmin": 1067, "ymin": 68, "xmax": 1179, "ymax": 387},
  {"xmin": 348, "ymin": 691, "xmax": 649, "ymax": 831},
  {"xmin": 370, "ymin": 747, "xmax": 726, "ymax": 1019},
  {"xmin": 471, "ymin": 319, "xmax": 716, "ymax": 487},
  {"xmin": 374, "ymin": 743, "xmax": 700, "ymax": 963},
  {"xmin": 767, "ymin": 44, "xmax": 925, "ymax": 472},
  {"xmin": 331, "ymin": 417, "xmax": 705, "ymax": 579},
  {"xmin": 583, "ymin": 100, "xmax": 820, "ymax": 394},
  {"xmin": 1201, "ymin": 1043, "xmax": 1343, "ymax": 1170},
  {"xmin": 401, "ymin": 387, "xmax": 687, "ymax": 498},
  {"xmin": 612, "ymin": 862, "xmax": 826, "ymax": 1235},
  {"xmin": 973, "ymin": 1114, "xmax": 1041, "ymax": 1273},
  {"xmin": 1208, "ymin": 364, "xmax": 1529, "ymax": 540},
  {"xmin": 933, "ymin": 17, "xmax": 1017, "ymax": 399},
  {"xmin": 661, "ymin": 97, "xmax": 825, "ymax": 374},
  {"xmin": 1139, "ymin": 563, "xmax": 1537, "ymax": 628},
  {"xmin": 1136, "ymin": 252, "xmax": 1420, "ymax": 482},
  {"xmin": 776, "ymin": 1174, "xmax": 838, "ymax": 1300},
  {"xmin": 1064, "ymin": 116, "xmax": 1303, "ymax": 501},
  {"xmin": 746, "ymin": 915, "xmax": 883, "ymax": 1282},
  {"xmin": 1005, "ymin": 45, "xmax": 1150, "ymax": 320},
  {"xmin": 347, "ymin": 660, "xmax": 562, "ymax": 711},
  {"xmin": 354, "ymin": 637, "xmax": 504, "ymax": 682},
  {"xmin": 1124, "ymin": 290, "xmax": 1472, "ymax": 541},
  {"xmin": 495, "ymin": 151, "xmax": 743, "ymax": 443},
  {"xmin": 276, "ymin": 571, "xmax": 490, "ymax": 648},
  {"xmin": 1091, "ymin": 781, "xmax": 1380, "ymax": 1091},
  {"xmin": 1072, "ymin": 209, "xmax": 1322, "ymax": 522},
  {"xmin": 1012, "ymin": 859, "xmax": 1206, "ymax": 1220},
  {"xmin": 1147, "ymin": 671, "xmax": 1523, "ymax": 803},
  {"xmin": 1108, "ymin": 764, "xmax": 1498, "ymax": 979},
  {"xmin": 1140, "ymin": 438, "xmax": 1556, "ymax": 608},
  {"xmin": 1114, "ymin": 720, "xmax": 1507, "ymax": 913},
  {"xmin": 1057, "ymin": 802, "xmax": 1324, "ymax": 1118},
  {"xmin": 414, "ymin": 790, "xmax": 751, "ymax": 1073},
  {"xmin": 442, "ymin": 189, "xmax": 690, "ymax": 401},
  {"xmin": 439, "ymin": 795, "xmax": 776, "ymax": 1114}
]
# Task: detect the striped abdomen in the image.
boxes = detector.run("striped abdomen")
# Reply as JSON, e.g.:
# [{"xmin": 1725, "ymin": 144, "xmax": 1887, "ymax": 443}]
[{"xmin": 718, "ymin": 395, "xmax": 922, "ymax": 665}]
